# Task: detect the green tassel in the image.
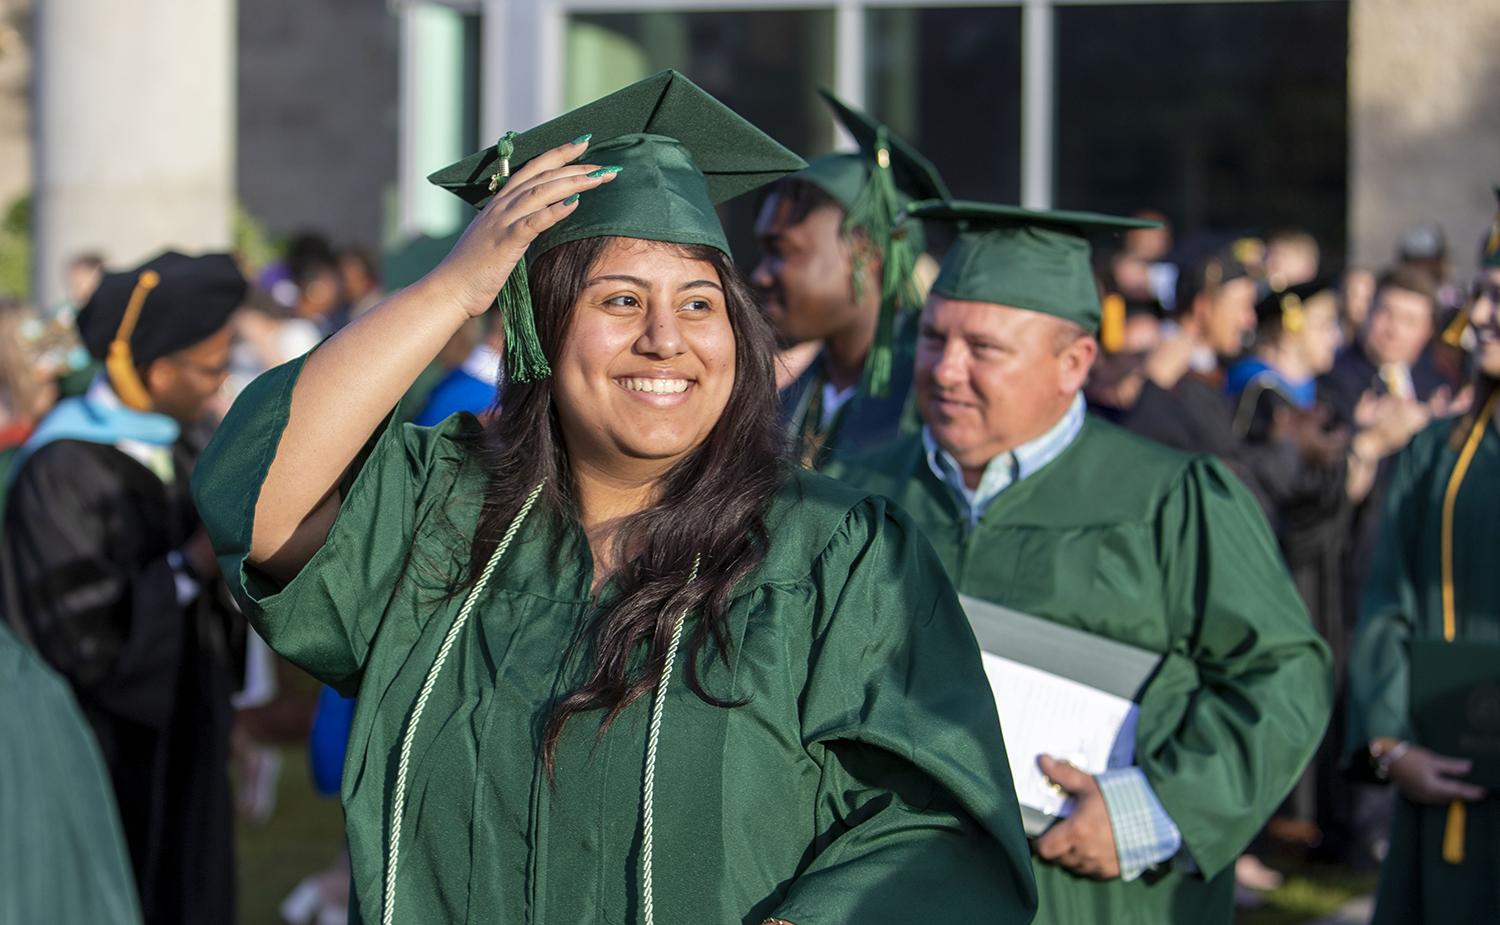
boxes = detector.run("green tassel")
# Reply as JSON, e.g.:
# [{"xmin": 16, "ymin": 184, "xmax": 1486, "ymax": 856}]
[
  {"xmin": 488, "ymin": 131, "xmax": 552, "ymax": 382},
  {"xmin": 842, "ymin": 128, "xmax": 916, "ymax": 399},
  {"xmin": 498, "ymin": 257, "xmax": 550, "ymax": 382}
]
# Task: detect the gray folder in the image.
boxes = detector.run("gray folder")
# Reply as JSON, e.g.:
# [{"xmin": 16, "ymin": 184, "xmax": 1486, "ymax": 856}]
[{"xmin": 959, "ymin": 594, "xmax": 1164, "ymax": 835}]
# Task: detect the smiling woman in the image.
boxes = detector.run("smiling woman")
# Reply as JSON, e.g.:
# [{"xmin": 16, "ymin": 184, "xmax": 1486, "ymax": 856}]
[
  {"xmin": 192, "ymin": 70, "xmax": 1036, "ymax": 925},
  {"xmin": 474, "ymin": 233, "xmax": 780, "ymax": 768}
]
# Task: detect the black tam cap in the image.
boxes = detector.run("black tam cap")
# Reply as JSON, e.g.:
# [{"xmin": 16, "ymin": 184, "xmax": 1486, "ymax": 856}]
[
  {"xmin": 77, "ymin": 250, "xmax": 246, "ymax": 411},
  {"xmin": 78, "ymin": 251, "xmax": 247, "ymax": 366},
  {"xmin": 1253, "ymin": 278, "xmax": 1338, "ymax": 330}
]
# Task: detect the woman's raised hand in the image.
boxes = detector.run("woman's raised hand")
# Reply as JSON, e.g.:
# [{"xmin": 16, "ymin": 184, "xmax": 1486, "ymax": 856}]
[{"xmin": 428, "ymin": 136, "xmax": 621, "ymax": 318}]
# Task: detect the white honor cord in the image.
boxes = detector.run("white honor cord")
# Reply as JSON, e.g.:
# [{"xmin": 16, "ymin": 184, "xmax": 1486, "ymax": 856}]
[
  {"xmin": 382, "ymin": 481, "xmax": 545, "ymax": 925},
  {"xmin": 641, "ymin": 554, "xmax": 700, "ymax": 925}
]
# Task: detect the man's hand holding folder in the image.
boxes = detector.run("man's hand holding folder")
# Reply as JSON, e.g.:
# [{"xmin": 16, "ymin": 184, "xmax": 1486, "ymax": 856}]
[{"xmin": 1033, "ymin": 756, "xmax": 1121, "ymax": 880}]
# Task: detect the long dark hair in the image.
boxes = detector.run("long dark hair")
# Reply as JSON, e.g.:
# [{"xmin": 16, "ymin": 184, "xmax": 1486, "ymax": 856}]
[{"xmin": 465, "ymin": 236, "xmax": 784, "ymax": 770}]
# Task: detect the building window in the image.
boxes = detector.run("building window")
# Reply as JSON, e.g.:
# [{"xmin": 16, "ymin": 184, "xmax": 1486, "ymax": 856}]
[
  {"xmin": 565, "ymin": 9, "xmax": 837, "ymax": 264},
  {"xmin": 1054, "ymin": 0, "xmax": 1349, "ymax": 260},
  {"xmin": 425, "ymin": 0, "xmax": 1350, "ymax": 266},
  {"xmin": 865, "ymin": 5, "xmax": 1023, "ymax": 205}
]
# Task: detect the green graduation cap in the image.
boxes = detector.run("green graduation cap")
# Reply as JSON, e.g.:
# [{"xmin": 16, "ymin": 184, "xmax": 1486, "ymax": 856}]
[
  {"xmin": 1483, "ymin": 185, "xmax": 1500, "ymax": 270},
  {"xmin": 429, "ymin": 69, "xmax": 806, "ymax": 381},
  {"xmin": 794, "ymin": 89, "xmax": 950, "ymax": 396},
  {"xmin": 908, "ymin": 199, "xmax": 1161, "ymax": 333},
  {"xmin": 798, "ymin": 88, "xmax": 950, "ymax": 217}
]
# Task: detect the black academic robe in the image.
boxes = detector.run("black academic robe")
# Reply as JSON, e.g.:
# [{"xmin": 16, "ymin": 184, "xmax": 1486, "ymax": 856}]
[
  {"xmin": 1230, "ymin": 381, "xmax": 1353, "ymax": 673},
  {"xmin": 0, "ymin": 438, "xmax": 240, "ymax": 925},
  {"xmin": 0, "ymin": 444, "xmax": 17, "ymax": 524},
  {"xmin": 1232, "ymin": 380, "xmax": 1355, "ymax": 835},
  {"xmin": 1318, "ymin": 344, "xmax": 1451, "ymax": 655},
  {"xmin": 1122, "ymin": 373, "xmax": 1299, "ymax": 521}
]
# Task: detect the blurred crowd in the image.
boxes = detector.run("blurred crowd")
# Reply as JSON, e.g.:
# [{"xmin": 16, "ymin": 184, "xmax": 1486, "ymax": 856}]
[{"xmin": 1083, "ymin": 216, "xmax": 1479, "ymax": 892}]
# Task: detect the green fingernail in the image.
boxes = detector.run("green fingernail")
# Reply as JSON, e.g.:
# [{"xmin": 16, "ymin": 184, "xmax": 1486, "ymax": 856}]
[
  {"xmin": 586, "ymin": 165, "xmax": 623, "ymax": 178},
  {"xmin": 572, "ymin": 133, "xmax": 592, "ymax": 145},
  {"xmin": 563, "ymin": 193, "xmax": 581, "ymax": 205}
]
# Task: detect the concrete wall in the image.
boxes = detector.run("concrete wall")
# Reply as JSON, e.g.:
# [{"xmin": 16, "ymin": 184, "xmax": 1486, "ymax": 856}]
[
  {"xmin": 236, "ymin": 0, "xmax": 399, "ymax": 250},
  {"xmin": 31, "ymin": 0, "xmax": 236, "ymax": 308},
  {"xmin": 1349, "ymin": 0, "xmax": 1500, "ymax": 279},
  {"xmin": 10, "ymin": 0, "xmax": 1500, "ymax": 287}
]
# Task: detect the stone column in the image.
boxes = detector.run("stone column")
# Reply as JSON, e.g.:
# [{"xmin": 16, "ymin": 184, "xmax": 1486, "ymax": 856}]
[
  {"xmin": 1349, "ymin": 0, "xmax": 1500, "ymax": 279},
  {"xmin": 31, "ymin": 0, "xmax": 235, "ymax": 307}
]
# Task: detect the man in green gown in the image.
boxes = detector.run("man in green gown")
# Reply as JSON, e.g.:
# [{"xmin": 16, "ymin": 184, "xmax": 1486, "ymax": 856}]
[
  {"xmin": 830, "ymin": 200, "xmax": 1332, "ymax": 925},
  {"xmin": 1345, "ymin": 189, "xmax": 1500, "ymax": 923},
  {"xmin": 753, "ymin": 90, "xmax": 948, "ymax": 469}
]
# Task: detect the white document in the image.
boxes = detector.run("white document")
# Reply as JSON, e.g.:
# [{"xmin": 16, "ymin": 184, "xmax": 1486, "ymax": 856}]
[{"xmin": 980, "ymin": 651, "xmax": 1140, "ymax": 819}]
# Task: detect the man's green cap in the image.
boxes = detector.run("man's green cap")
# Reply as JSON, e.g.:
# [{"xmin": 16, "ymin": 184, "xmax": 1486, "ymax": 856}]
[
  {"xmin": 1482, "ymin": 185, "xmax": 1500, "ymax": 270},
  {"xmin": 428, "ymin": 69, "xmax": 805, "ymax": 260},
  {"xmin": 427, "ymin": 69, "xmax": 805, "ymax": 381},
  {"xmin": 910, "ymin": 199, "xmax": 1162, "ymax": 333},
  {"xmin": 798, "ymin": 88, "xmax": 950, "ymax": 211}
]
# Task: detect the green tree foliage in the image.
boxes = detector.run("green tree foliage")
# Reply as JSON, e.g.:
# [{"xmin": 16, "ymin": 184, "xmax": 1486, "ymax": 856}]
[{"xmin": 0, "ymin": 195, "xmax": 30, "ymax": 300}]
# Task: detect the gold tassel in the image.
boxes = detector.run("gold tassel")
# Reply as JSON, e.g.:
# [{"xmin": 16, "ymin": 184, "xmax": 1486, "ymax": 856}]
[
  {"xmin": 1281, "ymin": 293, "xmax": 1305, "ymax": 335},
  {"xmin": 1441, "ymin": 308, "xmax": 1470, "ymax": 348},
  {"xmin": 105, "ymin": 270, "xmax": 161, "ymax": 411},
  {"xmin": 1100, "ymin": 293, "xmax": 1126, "ymax": 353},
  {"xmin": 1443, "ymin": 801, "xmax": 1466, "ymax": 864},
  {"xmin": 1440, "ymin": 390, "xmax": 1497, "ymax": 641}
]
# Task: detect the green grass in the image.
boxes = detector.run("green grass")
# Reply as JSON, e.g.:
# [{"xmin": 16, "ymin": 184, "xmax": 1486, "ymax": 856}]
[
  {"xmin": 236, "ymin": 748, "xmax": 347, "ymax": 925},
  {"xmin": 1235, "ymin": 859, "xmax": 1378, "ymax": 925}
]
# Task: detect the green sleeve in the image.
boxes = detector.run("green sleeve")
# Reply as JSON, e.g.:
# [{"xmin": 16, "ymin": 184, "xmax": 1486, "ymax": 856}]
[
  {"xmin": 1144, "ymin": 457, "xmax": 1333, "ymax": 879},
  {"xmin": 0, "ymin": 627, "xmax": 141, "ymax": 924},
  {"xmin": 1344, "ymin": 440, "xmax": 1424, "ymax": 751},
  {"xmin": 192, "ymin": 352, "xmax": 470, "ymax": 694},
  {"xmin": 771, "ymin": 499, "xmax": 1037, "ymax": 925}
]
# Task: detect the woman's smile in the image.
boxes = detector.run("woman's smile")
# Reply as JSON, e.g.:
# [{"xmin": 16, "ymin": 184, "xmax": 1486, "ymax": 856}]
[
  {"xmin": 615, "ymin": 374, "xmax": 696, "ymax": 402},
  {"xmin": 553, "ymin": 238, "xmax": 737, "ymax": 468}
]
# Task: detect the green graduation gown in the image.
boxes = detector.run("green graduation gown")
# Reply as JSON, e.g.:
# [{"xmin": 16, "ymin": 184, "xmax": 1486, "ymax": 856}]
[
  {"xmin": 191, "ymin": 354, "xmax": 1037, "ymax": 925},
  {"xmin": 779, "ymin": 317, "xmax": 919, "ymax": 470},
  {"xmin": 0, "ymin": 619, "xmax": 141, "ymax": 924},
  {"xmin": 1346, "ymin": 416, "xmax": 1500, "ymax": 923},
  {"xmin": 829, "ymin": 416, "xmax": 1332, "ymax": 925}
]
